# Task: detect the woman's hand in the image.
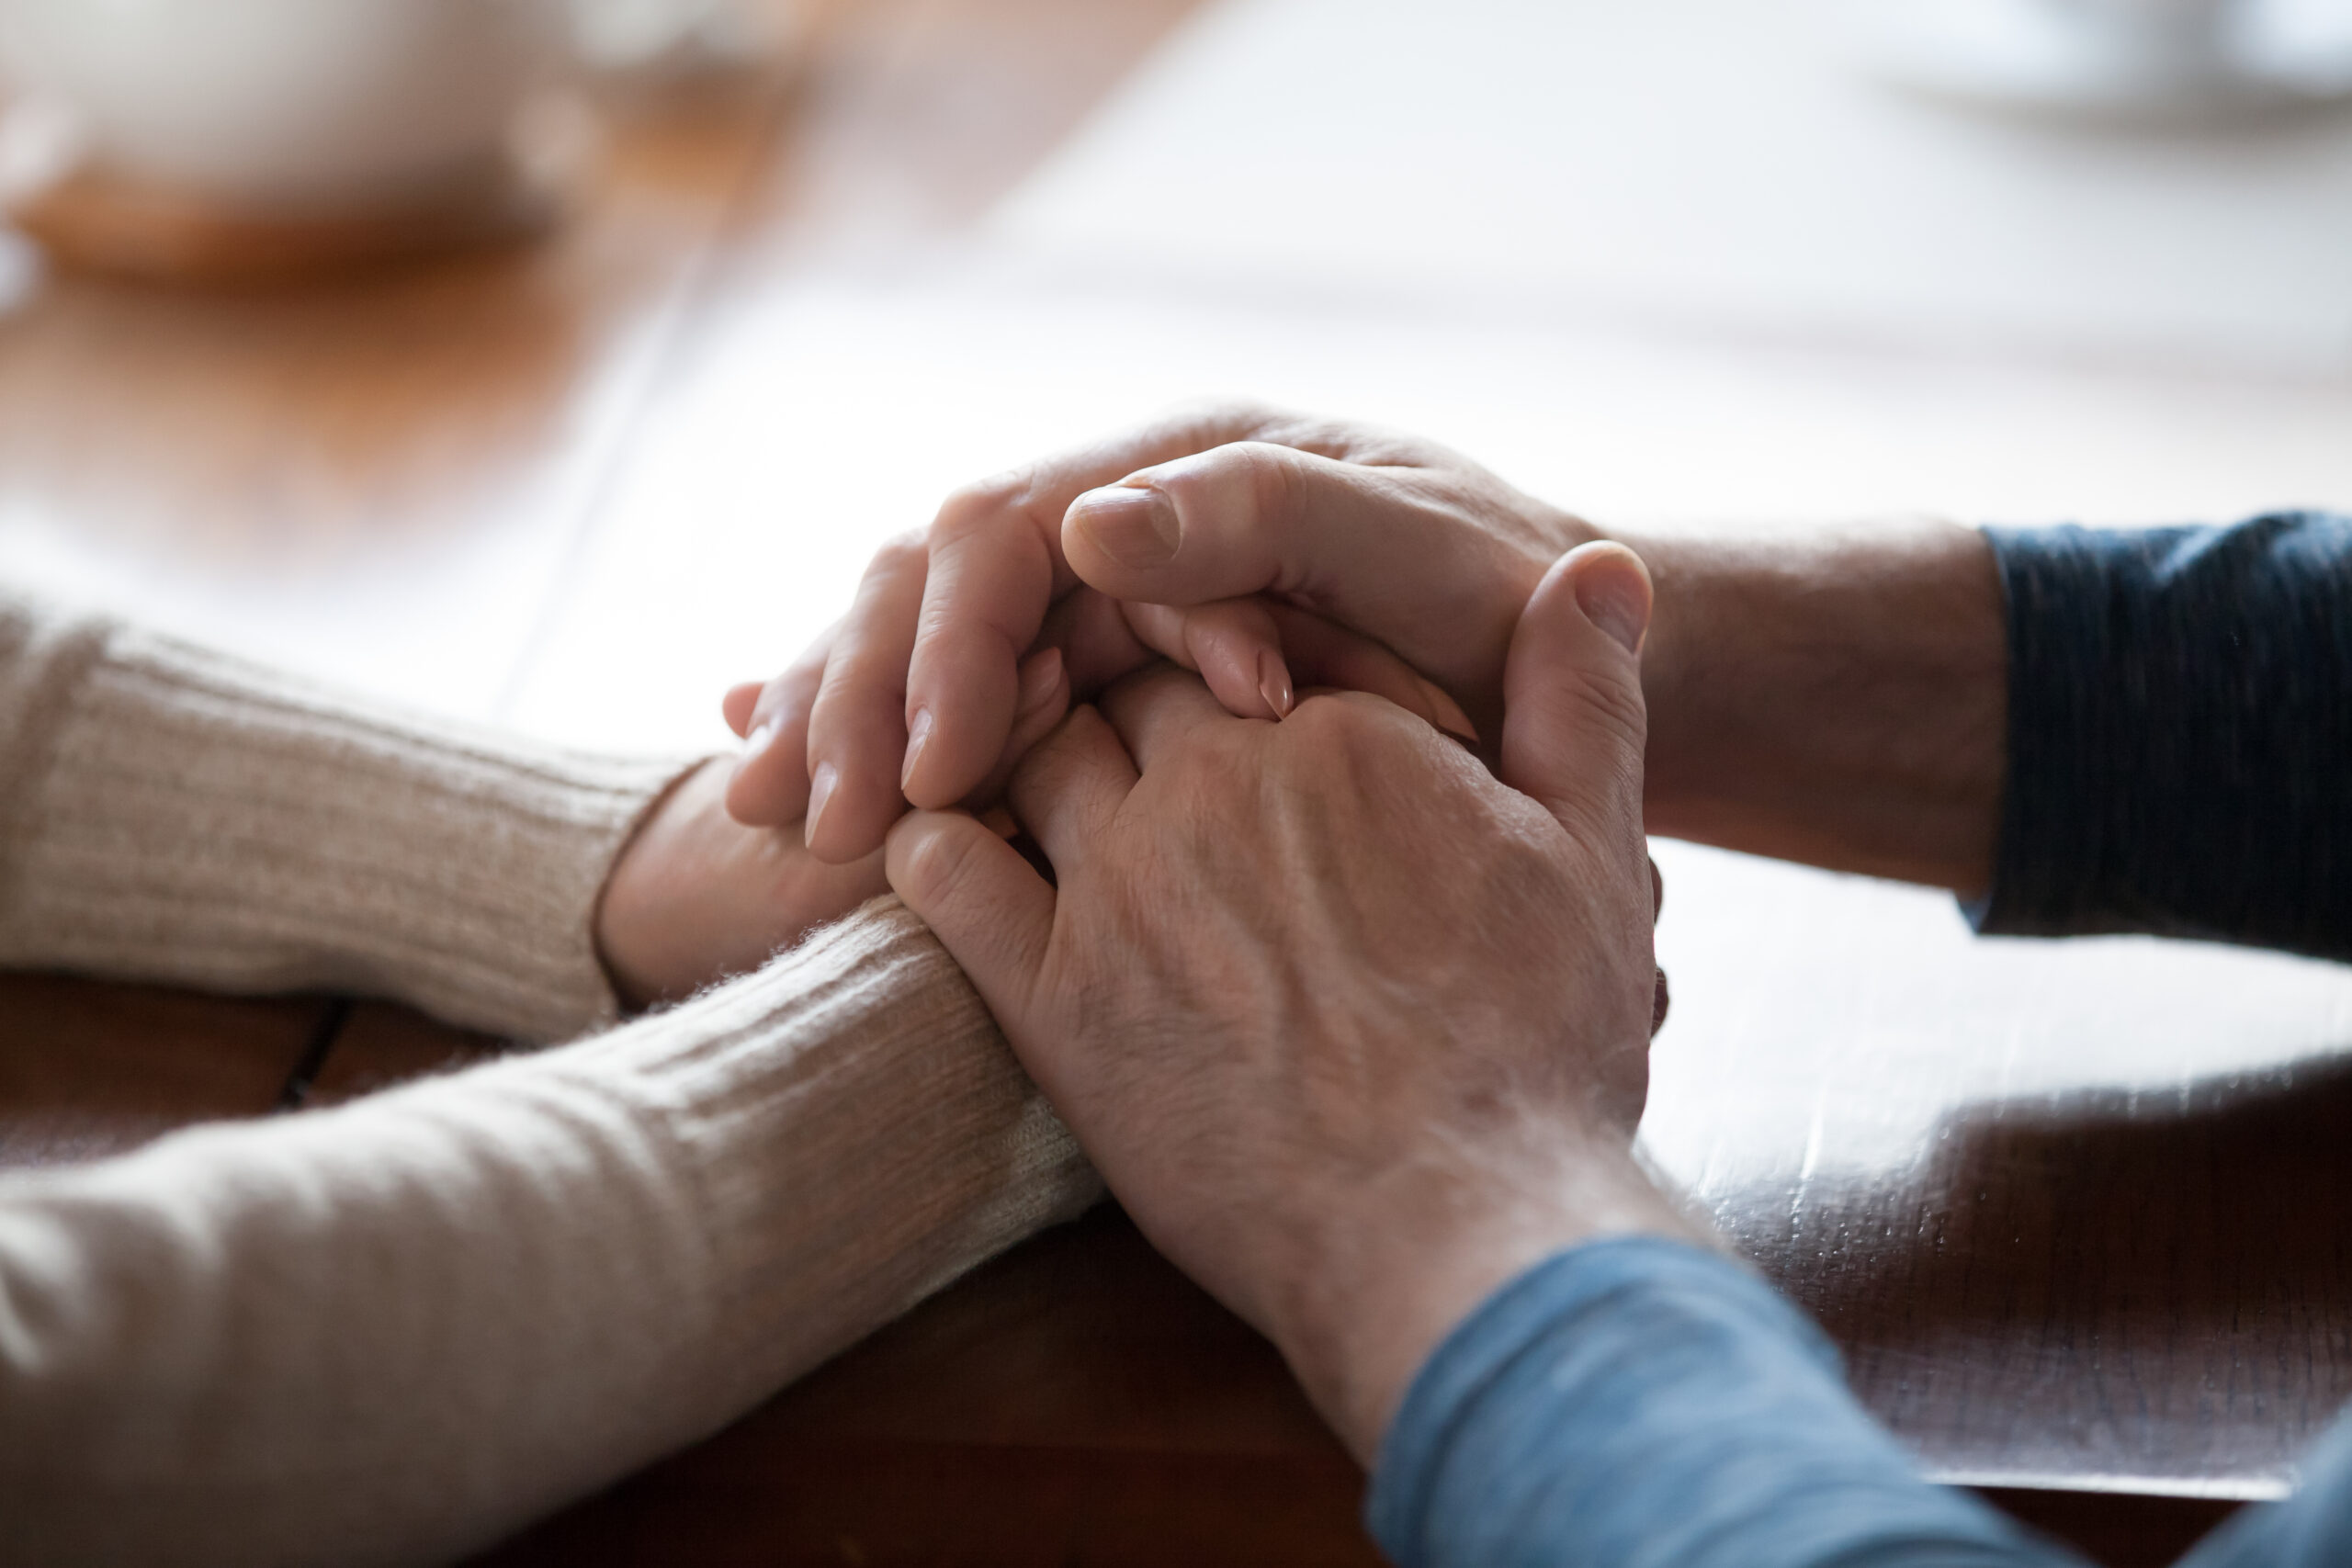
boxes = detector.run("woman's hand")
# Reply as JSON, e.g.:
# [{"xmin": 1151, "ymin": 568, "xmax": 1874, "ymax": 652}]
[
  {"xmin": 722, "ymin": 403, "xmax": 1596, "ymax": 863},
  {"xmin": 595, "ymin": 643, "xmax": 1075, "ymax": 1008}
]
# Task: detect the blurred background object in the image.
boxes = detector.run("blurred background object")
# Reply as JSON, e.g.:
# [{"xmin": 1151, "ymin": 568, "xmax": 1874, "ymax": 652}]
[
  {"xmin": 1875, "ymin": 0, "xmax": 2352, "ymax": 124},
  {"xmin": 0, "ymin": 0, "xmax": 799, "ymax": 284},
  {"xmin": 567, "ymin": 0, "xmax": 805, "ymax": 84}
]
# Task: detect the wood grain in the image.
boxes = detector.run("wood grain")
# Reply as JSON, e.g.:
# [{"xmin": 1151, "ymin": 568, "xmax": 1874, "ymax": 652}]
[
  {"xmin": 471, "ymin": 1205, "xmax": 1381, "ymax": 1568},
  {"xmin": 0, "ymin": 972, "xmax": 325, "ymax": 1168},
  {"xmin": 300, "ymin": 999, "xmax": 503, "ymax": 1109},
  {"xmin": 1749, "ymin": 1055, "xmax": 2352, "ymax": 1495}
]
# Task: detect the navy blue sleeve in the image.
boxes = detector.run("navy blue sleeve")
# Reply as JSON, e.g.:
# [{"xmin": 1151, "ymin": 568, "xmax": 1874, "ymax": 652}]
[
  {"xmin": 1974, "ymin": 513, "xmax": 2352, "ymax": 962},
  {"xmin": 1364, "ymin": 1237, "xmax": 2078, "ymax": 1568}
]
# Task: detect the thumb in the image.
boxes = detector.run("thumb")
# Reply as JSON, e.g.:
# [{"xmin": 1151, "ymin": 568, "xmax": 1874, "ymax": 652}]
[
  {"xmin": 1499, "ymin": 542, "xmax": 1652, "ymax": 852},
  {"xmin": 886, "ymin": 809, "xmax": 1055, "ymax": 1035},
  {"xmin": 1062, "ymin": 443, "xmax": 1544, "ymax": 711}
]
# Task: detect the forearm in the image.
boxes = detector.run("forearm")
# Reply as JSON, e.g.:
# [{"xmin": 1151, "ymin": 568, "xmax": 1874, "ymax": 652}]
[
  {"xmin": 1618, "ymin": 521, "xmax": 2007, "ymax": 897},
  {"xmin": 0, "ymin": 592, "xmax": 684, "ymax": 1040},
  {"xmin": 0, "ymin": 899, "xmax": 1099, "ymax": 1567}
]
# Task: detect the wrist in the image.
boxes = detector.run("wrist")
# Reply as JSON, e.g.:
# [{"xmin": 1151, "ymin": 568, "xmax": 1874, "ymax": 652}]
[
  {"xmin": 1611, "ymin": 521, "xmax": 2007, "ymax": 896},
  {"xmin": 1275, "ymin": 1133, "xmax": 1699, "ymax": 1464}
]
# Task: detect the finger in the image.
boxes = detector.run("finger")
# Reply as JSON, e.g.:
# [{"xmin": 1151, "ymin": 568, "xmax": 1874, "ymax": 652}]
[
  {"xmin": 1006, "ymin": 705, "xmax": 1139, "ymax": 877},
  {"xmin": 1499, "ymin": 541, "xmax": 1652, "ymax": 856},
  {"xmin": 722, "ymin": 682, "xmax": 763, "ymax": 738},
  {"xmin": 1261, "ymin": 604, "xmax": 1477, "ymax": 744},
  {"xmin": 1034, "ymin": 586, "xmax": 1158, "ymax": 698},
  {"xmin": 805, "ymin": 536, "xmax": 931, "ymax": 862},
  {"xmin": 898, "ymin": 491, "xmax": 1056, "ymax": 813},
  {"xmin": 724, "ymin": 628, "xmax": 836, "ymax": 828},
  {"xmin": 1651, "ymin": 855, "xmax": 1665, "ymax": 919},
  {"xmin": 1119, "ymin": 597, "xmax": 1293, "ymax": 721},
  {"xmin": 1122, "ymin": 596, "xmax": 1476, "ymax": 744},
  {"xmin": 1095, "ymin": 663, "xmax": 1239, "ymax": 773},
  {"xmin": 960, "ymin": 647, "xmax": 1074, "ymax": 809},
  {"xmin": 899, "ymin": 406, "xmax": 1300, "ymax": 810},
  {"xmin": 886, "ymin": 809, "xmax": 1056, "ymax": 1035},
  {"xmin": 1061, "ymin": 441, "xmax": 1545, "ymax": 703}
]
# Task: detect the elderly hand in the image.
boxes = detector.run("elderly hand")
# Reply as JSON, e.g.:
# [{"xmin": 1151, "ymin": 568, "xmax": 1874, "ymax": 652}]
[
  {"xmin": 723, "ymin": 404, "xmax": 1592, "ymax": 863},
  {"xmin": 884, "ymin": 544, "xmax": 1695, "ymax": 1461}
]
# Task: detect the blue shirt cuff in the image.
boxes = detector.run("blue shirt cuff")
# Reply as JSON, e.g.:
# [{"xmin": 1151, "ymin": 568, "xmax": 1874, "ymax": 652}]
[{"xmin": 1366, "ymin": 1235, "xmax": 2065, "ymax": 1568}]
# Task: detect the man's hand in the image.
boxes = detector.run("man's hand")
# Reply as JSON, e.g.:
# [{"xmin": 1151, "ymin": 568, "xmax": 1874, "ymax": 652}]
[
  {"xmin": 725, "ymin": 404, "xmax": 1590, "ymax": 862},
  {"xmin": 885, "ymin": 543, "xmax": 1695, "ymax": 1461}
]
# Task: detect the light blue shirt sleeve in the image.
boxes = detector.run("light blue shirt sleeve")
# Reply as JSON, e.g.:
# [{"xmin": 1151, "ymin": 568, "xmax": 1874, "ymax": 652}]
[{"xmin": 1365, "ymin": 1236, "xmax": 2352, "ymax": 1568}]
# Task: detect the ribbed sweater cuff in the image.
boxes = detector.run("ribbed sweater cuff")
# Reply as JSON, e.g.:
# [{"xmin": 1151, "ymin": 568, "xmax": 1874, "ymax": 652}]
[
  {"xmin": 0, "ymin": 608, "xmax": 689, "ymax": 1042},
  {"xmin": 561, "ymin": 897, "xmax": 1102, "ymax": 1406}
]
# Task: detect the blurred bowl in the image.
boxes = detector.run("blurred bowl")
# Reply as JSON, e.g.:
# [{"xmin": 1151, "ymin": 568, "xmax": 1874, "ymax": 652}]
[{"xmin": 0, "ymin": 0, "xmax": 571, "ymax": 210}]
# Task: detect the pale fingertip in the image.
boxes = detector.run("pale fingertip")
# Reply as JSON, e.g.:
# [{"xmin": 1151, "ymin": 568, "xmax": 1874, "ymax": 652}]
[
  {"xmin": 900, "ymin": 708, "xmax": 934, "ymax": 792},
  {"xmin": 1419, "ymin": 679, "xmax": 1478, "ymax": 746},
  {"xmin": 1016, "ymin": 646, "xmax": 1068, "ymax": 716},
  {"xmin": 722, "ymin": 681, "xmax": 764, "ymax": 738},
  {"xmin": 804, "ymin": 762, "xmax": 840, "ymax": 851},
  {"xmin": 741, "ymin": 716, "xmax": 782, "ymax": 760},
  {"xmin": 1256, "ymin": 647, "xmax": 1295, "ymax": 720}
]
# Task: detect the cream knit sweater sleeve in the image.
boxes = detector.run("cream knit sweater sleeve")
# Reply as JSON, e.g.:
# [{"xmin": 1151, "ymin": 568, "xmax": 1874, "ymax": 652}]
[{"xmin": 0, "ymin": 592, "xmax": 1100, "ymax": 1567}]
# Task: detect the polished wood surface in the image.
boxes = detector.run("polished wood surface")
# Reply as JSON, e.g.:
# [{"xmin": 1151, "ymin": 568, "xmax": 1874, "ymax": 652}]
[
  {"xmin": 5, "ymin": 1, "xmax": 2352, "ymax": 1564},
  {"xmin": 0, "ymin": 972, "xmax": 327, "ymax": 1167},
  {"xmin": 302, "ymin": 1001, "xmax": 503, "ymax": 1109},
  {"xmin": 475, "ymin": 1207, "xmax": 1382, "ymax": 1568}
]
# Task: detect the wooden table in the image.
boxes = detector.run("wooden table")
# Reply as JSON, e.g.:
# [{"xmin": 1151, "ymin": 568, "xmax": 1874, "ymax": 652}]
[{"xmin": 6, "ymin": 1, "xmax": 2352, "ymax": 1563}]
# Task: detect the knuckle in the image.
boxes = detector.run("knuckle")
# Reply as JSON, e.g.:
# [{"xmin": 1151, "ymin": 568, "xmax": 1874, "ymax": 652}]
[
  {"xmin": 898, "ymin": 820, "xmax": 985, "ymax": 908},
  {"xmin": 1229, "ymin": 441, "xmax": 1304, "ymax": 527},
  {"xmin": 1166, "ymin": 396, "xmax": 1289, "ymax": 443},
  {"xmin": 871, "ymin": 531, "xmax": 929, "ymax": 575},
  {"xmin": 1562, "ymin": 669, "xmax": 1647, "ymax": 750},
  {"xmin": 1281, "ymin": 690, "xmax": 1403, "ymax": 760},
  {"xmin": 934, "ymin": 463, "xmax": 1066, "ymax": 548}
]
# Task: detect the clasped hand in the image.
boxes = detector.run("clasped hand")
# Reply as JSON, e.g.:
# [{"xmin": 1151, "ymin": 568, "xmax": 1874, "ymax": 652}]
[{"xmin": 601, "ymin": 405, "xmax": 1693, "ymax": 1460}]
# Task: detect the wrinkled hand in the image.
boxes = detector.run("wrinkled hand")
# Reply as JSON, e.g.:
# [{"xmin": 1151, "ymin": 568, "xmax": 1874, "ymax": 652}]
[
  {"xmin": 724, "ymin": 403, "xmax": 1591, "ymax": 862},
  {"xmin": 885, "ymin": 544, "xmax": 1692, "ymax": 1461}
]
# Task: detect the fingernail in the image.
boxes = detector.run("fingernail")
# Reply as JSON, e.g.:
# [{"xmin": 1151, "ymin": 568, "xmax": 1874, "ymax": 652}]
[
  {"xmin": 804, "ymin": 761, "xmax": 839, "ymax": 848},
  {"xmin": 1573, "ymin": 562, "xmax": 1650, "ymax": 656},
  {"xmin": 742, "ymin": 716, "xmax": 780, "ymax": 758},
  {"xmin": 1256, "ymin": 648, "xmax": 1293, "ymax": 719},
  {"xmin": 1073, "ymin": 484, "xmax": 1180, "ymax": 569},
  {"xmin": 1016, "ymin": 647, "xmax": 1065, "ymax": 716},
  {"xmin": 900, "ymin": 709, "xmax": 933, "ymax": 791}
]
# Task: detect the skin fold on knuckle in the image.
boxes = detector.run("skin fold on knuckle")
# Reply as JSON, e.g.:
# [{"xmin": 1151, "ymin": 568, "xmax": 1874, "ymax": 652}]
[
  {"xmin": 1233, "ymin": 443, "xmax": 1311, "ymax": 561},
  {"xmin": 934, "ymin": 470, "xmax": 1035, "ymax": 534},
  {"xmin": 1553, "ymin": 667, "xmax": 1648, "ymax": 757},
  {"xmin": 867, "ymin": 531, "xmax": 930, "ymax": 581},
  {"xmin": 893, "ymin": 818, "xmax": 992, "ymax": 920}
]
